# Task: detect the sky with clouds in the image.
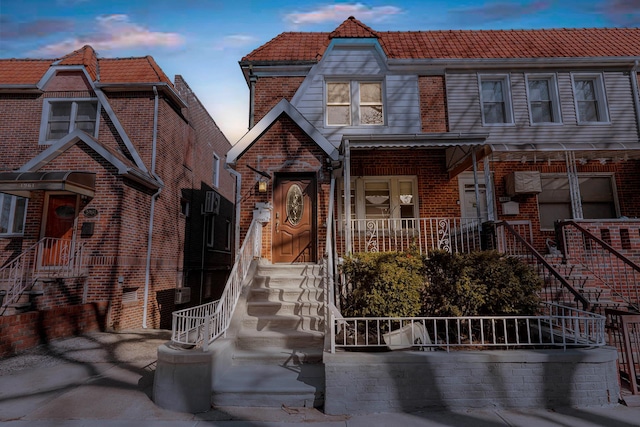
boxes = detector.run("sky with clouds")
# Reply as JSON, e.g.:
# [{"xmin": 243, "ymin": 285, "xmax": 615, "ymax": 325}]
[{"xmin": 1, "ymin": 0, "xmax": 639, "ymax": 144}]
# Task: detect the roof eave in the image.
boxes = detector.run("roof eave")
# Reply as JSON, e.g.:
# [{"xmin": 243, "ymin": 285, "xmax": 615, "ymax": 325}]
[
  {"xmin": 388, "ymin": 56, "xmax": 640, "ymax": 70},
  {"xmin": 95, "ymin": 82, "xmax": 187, "ymax": 108},
  {"xmin": 0, "ymin": 85, "xmax": 43, "ymax": 93}
]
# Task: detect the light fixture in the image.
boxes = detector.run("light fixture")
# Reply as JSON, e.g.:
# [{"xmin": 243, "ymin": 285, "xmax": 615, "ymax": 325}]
[{"xmin": 258, "ymin": 180, "xmax": 268, "ymax": 193}]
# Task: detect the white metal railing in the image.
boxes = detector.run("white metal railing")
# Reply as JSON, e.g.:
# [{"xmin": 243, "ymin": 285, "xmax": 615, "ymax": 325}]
[
  {"xmin": 339, "ymin": 217, "xmax": 482, "ymax": 255},
  {"xmin": 1, "ymin": 237, "xmax": 86, "ymax": 308},
  {"xmin": 171, "ymin": 219, "xmax": 262, "ymax": 348},
  {"xmin": 329, "ymin": 303, "xmax": 605, "ymax": 353}
]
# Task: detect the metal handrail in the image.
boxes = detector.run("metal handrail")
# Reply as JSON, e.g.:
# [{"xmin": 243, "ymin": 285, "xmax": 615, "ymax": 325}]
[
  {"xmin": 556, "ymin": 220, "xmax": 640, "ymax": 311},
  {"xmin": 171, "ymin": 218, "xmax": 262, "ymax": 348},
  {"xmin": 0, "ymin": 237, "xmax": 86, "ymax": 308},
  {"xmin": 493, "ymin": 221, "xmax": 591, "ymax": 311},
  {"xmin": 331, "ymin": 303, "xmax": 605, "ymax": 352}
]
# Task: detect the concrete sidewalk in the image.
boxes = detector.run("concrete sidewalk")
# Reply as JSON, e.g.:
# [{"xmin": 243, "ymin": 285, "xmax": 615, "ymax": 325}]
[{"xmin": 0, "ymin": 329, "xmax": 639, "ymax": 426}]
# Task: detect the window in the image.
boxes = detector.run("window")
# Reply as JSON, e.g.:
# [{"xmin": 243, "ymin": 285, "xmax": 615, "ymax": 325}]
[
  {"xmin": 479, "ymin": 75, "xmax": 513, "ymax": 124},
  {"xmin": 538, "ymin": 175, "xmax": 617, "ymax": 229},
  {"xmin": 526, "ymin": 75, "xmax": 561, "ymax": 124},
  {"xmin": 340, "ymin": 176, "xmax": 418, "ymax": 223},
  {"xmin": 326, "ymin": 81, "xmax": 384, "ymax": 126},
  {"xmin": 572, "ymin": 74, "xmax": 609, "ymax": 123},
  {"xmin": 0, "ymin": 193, "xmax": 27, "ymax": 236},
  {"xmin": 212, "ymin": 153, "xmax": 220, "ymax": 187},
  {"xmin": 40, "ymin": 99, "xmax": 99, "ymax": 143}
]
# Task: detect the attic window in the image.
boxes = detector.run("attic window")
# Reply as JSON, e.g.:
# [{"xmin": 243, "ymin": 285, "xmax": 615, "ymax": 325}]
[
  {"xmin": 326, "ymin": 81, "xmax": 384, "ymax": 126},
  {"xmin": 40, "ymin": 99, "xmax": 99, "ymax": 143}
]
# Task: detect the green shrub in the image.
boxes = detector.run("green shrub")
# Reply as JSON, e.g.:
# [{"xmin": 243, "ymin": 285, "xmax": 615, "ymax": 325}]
[
  {"xmin": 341, "ymin": 249, "xmax": 543, "ymax": 319},
  {"xmin": 421, "ymin": 250, "xmax": 542, "ymax": 316},
  {"xmin": 340, "ymin": 251, "xmax": 424, "ymax": 318}
]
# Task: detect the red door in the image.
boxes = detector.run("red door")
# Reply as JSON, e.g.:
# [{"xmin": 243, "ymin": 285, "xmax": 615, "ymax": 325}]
[
  {"xmin": 273, "ymin": 176, "xmax": 316, "ymax": 263},
  {"xmin": 42, "ymin": 194, "xmax": 77, "ymax": 267}
]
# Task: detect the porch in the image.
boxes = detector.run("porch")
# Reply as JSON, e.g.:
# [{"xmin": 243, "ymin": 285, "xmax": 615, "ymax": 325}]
[{"xmin": 0, "ymin": 237, "xmax": 87, "ymax": 315}]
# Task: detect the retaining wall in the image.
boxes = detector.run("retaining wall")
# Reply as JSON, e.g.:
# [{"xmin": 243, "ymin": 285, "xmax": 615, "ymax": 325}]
[{"xmin": 324, "ymin": 347, "xmax": 620, "ymax": 415}]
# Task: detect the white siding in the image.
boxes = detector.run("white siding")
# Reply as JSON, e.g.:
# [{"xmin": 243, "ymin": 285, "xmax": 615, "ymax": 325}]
[
  {"xmin": 292, "ymin": 44, "xmax": 422, "ymax": 147},
  {"xmin": 447, "ymin": 71, "xmax": 639, "ymax": 145}
]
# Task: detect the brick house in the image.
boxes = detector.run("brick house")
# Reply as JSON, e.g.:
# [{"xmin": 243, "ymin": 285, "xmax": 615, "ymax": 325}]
[
  {"xmin": 0, "ymin": 45, "xmax": 235, "ymax": 352},
  {"xmin": 228, "ymin": 17, "xmax": 640, "ymax": 268}
]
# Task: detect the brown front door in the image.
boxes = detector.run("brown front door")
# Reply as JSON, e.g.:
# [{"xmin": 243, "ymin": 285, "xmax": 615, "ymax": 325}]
[
  {"xmin": 273, "ymin": 175, "xmax": 316, "ymax": 263},
  {"xmin": 41, "ymin": 194, "xmax": 78, "ymax": 267}
]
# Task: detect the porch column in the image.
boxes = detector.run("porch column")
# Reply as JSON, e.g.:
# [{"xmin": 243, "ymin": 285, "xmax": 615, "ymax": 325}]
[
  {"xmin": 483, "ymin": 156, "xmax": 495, "ymax": 221},
  {"xmin": 344, "ymin": 139, "xmax": 352, "ymax": 254},
  {"xmin": 565, "ymin": 151, "xmax": 583, "ymax": 219},
  {"xmin": 471, "ymin": 149, "xmax": 482, "ymax": 223}
]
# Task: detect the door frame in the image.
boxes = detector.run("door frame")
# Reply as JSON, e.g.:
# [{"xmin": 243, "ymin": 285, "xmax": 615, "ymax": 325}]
[{"xmin": 272, "ymin": 172, "xmax": 318, "ymax": 263}]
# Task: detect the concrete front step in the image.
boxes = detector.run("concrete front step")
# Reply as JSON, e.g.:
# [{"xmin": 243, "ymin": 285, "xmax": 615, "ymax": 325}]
[
  {"xmin": 235, "ymin": 329, "xmax": 324, "ymax": 350},
  {"xmin": 212, "ymin": 364, "xmax": 325, "ymax": 408},
  {"xmin": 251, "ymin": 275, "xmax": 324, "ymax": 289},
  {"xmin": 247, "ymin": 300, "xmax": 323, "ymax": 317},
  {"xmin": 256, "ymin": 263, "xmax": 323, "ymax": 276},
  {"xmin": 241, "ymin": 313, "xmax": 324, "ymax": 331},
  {"xmin": 232, "ymin": 347, "xmax": 324, "ymax": 365},
  {"xmin": 248, "ymin": 287, "xmax": 324, "ymax": 303}
]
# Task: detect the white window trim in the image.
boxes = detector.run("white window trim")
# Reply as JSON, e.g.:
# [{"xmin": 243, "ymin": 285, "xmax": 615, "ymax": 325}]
[
  {"xmin": 338, "ymin": 175, "xmax": 419, "ymax": 222},
  {"xmin": 0, "ymin": 194, "xmax": 27, "ymax": 236},
  {"xmin": 571, "ymin": 73, "xmax": 610, "ymax": 124},
  {"xmin": 325, "ymin": 80, "xmax": 385, "ymax": 127},
  {"xmin": 478, "ymin": 74, "xmax": 514, "ymax": 126},
  {"xmin": 39, "ymin": 98, "xmax": 101, "ymax": 144},
  {"xmin": 212, "ymin": 153, "xmax": 220, "ymax": 188},
  {"xmin": 525, "ymin": 73, "xmax": 563, "ymax": 125},
  {"xmin": 537, "ymin": 172, "xmax": 619, "ymax": 231}
]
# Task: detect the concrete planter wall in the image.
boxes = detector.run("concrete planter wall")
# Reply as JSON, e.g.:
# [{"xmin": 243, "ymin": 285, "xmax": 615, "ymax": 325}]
[{"xmin": 324, "ymin": 347, "xmax": 620, "ymax": 415}]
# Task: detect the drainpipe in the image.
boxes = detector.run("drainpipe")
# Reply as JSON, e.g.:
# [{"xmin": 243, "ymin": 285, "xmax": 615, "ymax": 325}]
[
  {"xmin": 142, "ymin": 86, "xmax": 163, "ymax": 329},
  {"xmin": 248, "ymin": 67, "xmax": 256, "ymax": 130},
  {"xmin": 225, "ymin": 165, "xmax": 242, "ymax": 258},
  {"xmin": 471, "ymin": 149, "xmax": 482, "ymax": 232},
  {"xmin": 343, "ymin": 139, "xmax": 352, "ymax": 255},
  {"xmin": 630, "ymin": 61, "xmax": 640, "ymax": 133}
]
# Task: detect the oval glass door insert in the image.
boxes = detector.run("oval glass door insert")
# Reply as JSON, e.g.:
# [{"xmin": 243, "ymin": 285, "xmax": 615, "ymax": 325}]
[{"xmin": 286, "ymin": 184, "xmax": 304, "ymax": 225}]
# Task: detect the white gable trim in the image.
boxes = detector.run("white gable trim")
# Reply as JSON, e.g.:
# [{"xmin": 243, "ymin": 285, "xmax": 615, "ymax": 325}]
[
  {"xmin": 18, "ymin": 129, "xmax": 161, "ymax": 189},
  {"xmin": 37, "ymin": 65, "xmax": 149, "ymax": 173},
  {"xmin": 227, "ymin": 98, "xmax": 339, "ymax": 164}
]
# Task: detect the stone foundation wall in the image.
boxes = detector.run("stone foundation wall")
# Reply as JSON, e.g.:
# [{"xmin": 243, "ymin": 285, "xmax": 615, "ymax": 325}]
[{"xmin": 324, "ymin": 348, "xmax": 619, "ymax": 415}]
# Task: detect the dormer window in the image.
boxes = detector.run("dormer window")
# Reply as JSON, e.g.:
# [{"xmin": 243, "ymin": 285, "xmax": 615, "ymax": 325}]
[
  {"xmin": 326, "ymin": 81, "xmax": 384, "ymax": 126},
  {"xmin": 40, "ymin": 99, "xmax": 99, "ymax": 143}
]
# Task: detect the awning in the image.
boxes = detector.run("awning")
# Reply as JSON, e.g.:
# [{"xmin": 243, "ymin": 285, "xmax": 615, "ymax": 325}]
[{"xmin": 0, "ymin": 171, "xmax": 96, "ymax": 198}]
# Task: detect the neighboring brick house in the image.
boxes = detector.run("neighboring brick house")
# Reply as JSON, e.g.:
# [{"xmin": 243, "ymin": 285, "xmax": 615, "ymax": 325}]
[
  {"xmin": 228, "ymin": 16, "xmax": 640, "ymax": 264},
  {"xmin": 0, "ymin": 46, "xmax": 235, "ymax": 350}
]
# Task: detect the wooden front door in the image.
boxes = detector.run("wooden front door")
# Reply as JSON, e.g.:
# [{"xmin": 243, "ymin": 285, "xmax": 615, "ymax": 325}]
[
  {"xmin": 273, "ymin": 175, "xmax": 316, "ymax": 263},
  {"xmin": 41, "ymin": 194, "xmax": 78, "ymax": 267}
]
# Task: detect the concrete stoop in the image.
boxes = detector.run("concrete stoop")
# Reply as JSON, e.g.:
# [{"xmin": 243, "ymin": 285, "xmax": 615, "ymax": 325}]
[{"xmin": 211, "ymin": 261, "xmax": 326, "ymax": 408}]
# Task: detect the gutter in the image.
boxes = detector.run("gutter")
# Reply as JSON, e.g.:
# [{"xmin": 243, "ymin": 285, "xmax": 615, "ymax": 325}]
[{"xmin": 142, "ymin": 86, "xmax": 163, "ymax": 329}]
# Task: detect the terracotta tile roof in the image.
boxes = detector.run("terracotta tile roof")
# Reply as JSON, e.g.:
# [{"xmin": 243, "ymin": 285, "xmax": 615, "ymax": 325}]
[
  {"xmin": 0, "ymin": 45, "xmax": 173, "ymax": 87},
  {"xmin": 242, "ymin": 16, "xmax": 640, "ymax": 63}
]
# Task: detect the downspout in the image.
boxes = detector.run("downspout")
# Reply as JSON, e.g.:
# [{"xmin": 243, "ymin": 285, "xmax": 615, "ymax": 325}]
[
  {"xmin": 249, "ymin": 68, "xmax": 256, "ymax": 130},
  {"xmin": 343, "ymin": 139, "xmax": 352, "ymax": 255},
  {"xmin": 630, "ymin": 61, "xmax": 640, "ymax": 132},
  {"xmin": 142, "ymin": 86, "xmax": 162, "ymax": 328},
  {"xmin": 225, "ymin": 165, "xmax": 242, "ymax": 258}
]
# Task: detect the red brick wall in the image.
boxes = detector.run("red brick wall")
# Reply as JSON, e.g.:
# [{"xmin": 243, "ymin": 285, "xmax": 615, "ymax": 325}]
[
  {"xmin": 253, "ymin": 76, "xmax": 305, "ymax": 124},
  {"xmin": 419, "ymin": 76, "xmax": 448, "ymax": 133},
  {"xmin": 235, "ymin": 115, "xmax": 331, "ymax": 262},
  {"xmin": 0, "ymin": 69, "xmax": 225, "ymax": 332},
  {"xmin": 0, "ymin": 302, "xmax": 108, "ymax": 357}
]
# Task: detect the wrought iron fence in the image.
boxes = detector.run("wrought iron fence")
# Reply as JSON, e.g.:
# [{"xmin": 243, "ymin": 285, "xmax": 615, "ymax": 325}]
[{"xmin": 329, "ymin": 303, "xmax": 605, "ymax": 353}]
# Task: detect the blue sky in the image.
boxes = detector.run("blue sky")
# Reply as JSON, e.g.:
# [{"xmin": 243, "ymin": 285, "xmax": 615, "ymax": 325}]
[{"xmin": 1, "ymin": 1, "xmax": 639, "ymax": 144}]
